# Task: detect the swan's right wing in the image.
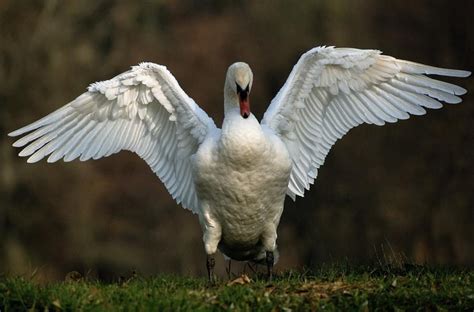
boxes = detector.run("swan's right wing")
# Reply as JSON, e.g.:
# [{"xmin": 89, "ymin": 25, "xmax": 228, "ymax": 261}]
[
  {"xmin": 9, "ymin": 63, "xmax": 217, "ymax": 213},
  {"xmin": 262, "ymin": 46, "xmax": 470, "ymax": 200}
]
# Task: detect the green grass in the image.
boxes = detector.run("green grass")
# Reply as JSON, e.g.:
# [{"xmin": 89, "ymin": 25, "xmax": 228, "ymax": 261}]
[{"xmin": 1, "ymin": 264, "xmax": 473, "ymax": 311}]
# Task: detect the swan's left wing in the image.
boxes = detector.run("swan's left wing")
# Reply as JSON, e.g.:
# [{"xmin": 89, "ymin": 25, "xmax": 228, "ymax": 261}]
[
  {"xmin": 9, "ymin": 63, "xmax": 217, "ymax": 213},
  {"xmin": 262, "ymin": 46, "xmax": 470, "ymax": 200}
]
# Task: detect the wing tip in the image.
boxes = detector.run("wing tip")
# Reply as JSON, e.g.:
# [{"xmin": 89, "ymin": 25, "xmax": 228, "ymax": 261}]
[
  {"xmin": 455, "ymin": 70, "xmax": 471, "ymax": 78},
  {"xmin": 26, "ymin": 156, "xmax": 41, "ymax": 164},
  {"xmin": 429, "ymin": 68, "xmax": 471, "ymax": 78},
  {"xmin": 12, "ymin": 139, "xmax": 25, "ymax": 148},
  {"xmin": 440, "ymin": 69, "xmax": 471, "ymax": 78},
  {"xmin": 449, "ymin": 97, "xmax": 463, "ymax": 104},
  {"xmin": 454, "ymin": 86, "xmax": 468, "ymax": 96},
  {"xmin": 8, "ymin": 129, "xmax": 23, "ymax": 137}
]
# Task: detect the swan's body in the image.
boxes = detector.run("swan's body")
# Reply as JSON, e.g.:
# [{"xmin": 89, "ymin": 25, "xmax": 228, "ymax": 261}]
[
  {"xmin": 9, "ymin": 46, "xmax": 470, "ymax": 280},
  {"xmin": 195, "ymin": 110, "xmax": 291, "ymax": 262}
]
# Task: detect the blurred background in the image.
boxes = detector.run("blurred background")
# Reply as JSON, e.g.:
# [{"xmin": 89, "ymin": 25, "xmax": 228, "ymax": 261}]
[{"xmin": 0, "ymin": 0, "xmax": 473, "ymax": 281}]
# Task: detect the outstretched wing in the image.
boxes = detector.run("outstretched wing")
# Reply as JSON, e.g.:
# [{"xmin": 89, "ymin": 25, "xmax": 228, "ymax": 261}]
[
  {"xmin": 9, "ymin": 62, "xmax": 217, "ymax": 213},
  {"xmin": 262, "ymin": 46, "xmax": 470, "ymax": 200}
]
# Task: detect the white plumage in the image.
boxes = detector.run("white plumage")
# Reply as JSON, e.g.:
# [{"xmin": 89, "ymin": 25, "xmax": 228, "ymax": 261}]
[
  {"xmin": 9, "ymin": 46, "xmax": 470, "ymax": 279},
  {"xmin": 10, "ymin": 62, "xmax": 215, "ymax": 213}
]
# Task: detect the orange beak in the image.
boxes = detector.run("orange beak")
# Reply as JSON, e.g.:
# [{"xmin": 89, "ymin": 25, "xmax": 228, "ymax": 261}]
[
  {"xmin": 238, "ymin": 86, "xmax": 250, "ymax": 119},
  {"xmin": 240, "ymin": 96, "xmax": 250, "ymax": 119}
]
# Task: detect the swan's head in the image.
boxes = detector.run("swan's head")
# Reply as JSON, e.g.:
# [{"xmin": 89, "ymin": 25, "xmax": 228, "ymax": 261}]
[{"xmin": 225, "ymin": 62, "xmax": 253, "ymax": 119}]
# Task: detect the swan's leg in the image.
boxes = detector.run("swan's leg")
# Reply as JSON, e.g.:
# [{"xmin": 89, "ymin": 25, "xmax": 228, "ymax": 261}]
[
  {"xmin": 206, "ymin": 254, "xmax": 216, "ymax": 283},
  {"xmin": 226, "ymin": 259, "xmax": 232, "ymax": 280},
  {"xmin": 262, "ymin": 223, "xmax": 277, "ymax": 282},
  {"xmin": 200, "ymin": 209, "xmax": 222, "ymax": 284},
  {"xmin": 266, "ymin": 251, "xmax": 274, "ymax": 281},
  {"xmin": 203, "ymin": 230, "xmax": 220, "ymax": 284}
]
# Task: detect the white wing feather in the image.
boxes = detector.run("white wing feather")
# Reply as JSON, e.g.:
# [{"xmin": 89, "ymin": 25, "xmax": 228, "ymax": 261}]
[
  {"xmin": 262, "ymin": 46, "xmax": 470, "ymax": 200},
  {"xmin": 9, "ymin": 62, "xmax": 217, "ymax": 213}
]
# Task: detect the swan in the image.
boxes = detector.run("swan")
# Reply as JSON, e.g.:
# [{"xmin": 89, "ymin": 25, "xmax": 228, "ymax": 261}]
[{"xmin": 9, "ymin": 46, "xmax": 470, "ymax": 282}]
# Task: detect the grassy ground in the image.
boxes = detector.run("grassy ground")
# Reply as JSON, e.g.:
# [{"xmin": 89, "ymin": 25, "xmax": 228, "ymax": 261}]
[{"xmin": 1, "ymin": 264, "xmax": 473, "ymax": 311}]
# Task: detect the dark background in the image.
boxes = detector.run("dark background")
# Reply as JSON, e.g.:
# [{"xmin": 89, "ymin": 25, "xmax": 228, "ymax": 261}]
[{"xmin": 0, "ymin": 0, "xmax": 473, "ymax": 281}]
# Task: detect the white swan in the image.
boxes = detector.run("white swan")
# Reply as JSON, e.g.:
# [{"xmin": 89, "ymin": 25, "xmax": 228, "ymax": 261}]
[{"xmin": 9, "ymin": 46, "xmax": 470, "ymax": 281}]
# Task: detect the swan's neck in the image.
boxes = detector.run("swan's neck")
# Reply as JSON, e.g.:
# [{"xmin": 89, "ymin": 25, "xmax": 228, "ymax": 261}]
[{"xmin": 224, "ymin": 84, "xmax": 239, "ymax": 117}]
